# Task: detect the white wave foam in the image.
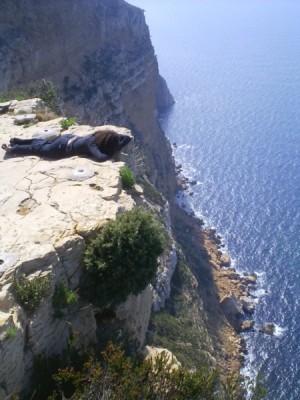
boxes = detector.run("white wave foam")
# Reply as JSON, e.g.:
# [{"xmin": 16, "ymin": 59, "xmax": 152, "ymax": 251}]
[{"xmin": 274, "ymin": 324, "xmax": 287, "ymax": 338}]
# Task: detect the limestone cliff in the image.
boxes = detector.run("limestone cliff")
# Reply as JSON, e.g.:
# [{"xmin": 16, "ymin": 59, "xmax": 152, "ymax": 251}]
[
  {"xmin": 0, "ymin": 1, "xmax": 179, "ymax": 396},
  {"xmin": 0, "ymin": 0, "xmax": 176, "ymax": 198},
  {"xmin": 0, "ymin": 1, "xmax": 244, "ymax": 397},
  {"xmin": 0, "ymin": 98, "xmax": 178, "ymax": 397}
]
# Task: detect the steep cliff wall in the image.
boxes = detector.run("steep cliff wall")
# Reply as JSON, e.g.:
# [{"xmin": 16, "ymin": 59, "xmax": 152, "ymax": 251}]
[
  {"xmin": 0, "ymin": 1, "xmax": 243, "ymax": 397},
  {"xmin": 0, "ymin": 98, "xmax": 177, "ymax": 397},
  {"xmin": 0, "ymin": 0, "xmax": 176, "ymax": 198},
  {"xmin": 0, "ymin": 3, "xmax": 179, "ymax": 396}
]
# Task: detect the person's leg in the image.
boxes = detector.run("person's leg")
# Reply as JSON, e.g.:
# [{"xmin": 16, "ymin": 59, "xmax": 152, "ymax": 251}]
[
  {"xmin": 10, "ymin": 137, "xmax": 34, "ymax": 145},
  {"xmin": 37, "ymin": 135, "xmax": 72, "ymax": 158},
  {"xmin": 1, "ymin": 144, "xmax": 12, "ymax": 152},
  {"xmin": 5, "ymin": 139, "xmax": 46, "ymax": 155},
  {"xmin": 9, "ymin": 143, "xmax": 37, "ymax": 155}
]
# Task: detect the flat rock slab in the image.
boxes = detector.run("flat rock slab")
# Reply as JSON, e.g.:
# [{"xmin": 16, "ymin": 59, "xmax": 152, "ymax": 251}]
[
  {"xmin": 14, "ymin": 114, "xmax": 37, "ymax": 125},
  {"xmin": 0, "ymin": 98, "xmax": 134, "ymax": 283}
]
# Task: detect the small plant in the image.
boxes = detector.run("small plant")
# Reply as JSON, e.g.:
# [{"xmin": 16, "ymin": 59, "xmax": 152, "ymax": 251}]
[
  {"xmin": 83, "ymin": 207, "xmax": 165, "ymax": 308},
  {"xmin": 52, "ymin": 283, "xmax": 78, "ymax": 317},
  {"xmin": 11, "ymin": 273, "xmax": 51, "ymax": 312},
  {"xmin": 6, "ymin": 326, "xmax": 17, "ymax": 339},
  {"xmin": 120, "ymin": 165, "xmax": 136, "ymax": 189},
  {"xmin": 60, "ymin": 117, "xmax": 77, "ymax": 130}
]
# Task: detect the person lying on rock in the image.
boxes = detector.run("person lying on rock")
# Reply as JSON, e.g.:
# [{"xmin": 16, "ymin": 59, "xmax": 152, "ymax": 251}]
[{"xmin": 1, "ymin": 129, "xmax": 131, "ymax": 161}]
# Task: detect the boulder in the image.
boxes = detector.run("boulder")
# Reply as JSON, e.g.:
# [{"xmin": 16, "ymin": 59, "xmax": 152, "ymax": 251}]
[
  {"xmin": 144, "ymin": 345, "xmax": 181, "ymax": 370},
  {"xmin": 237, "ymin": 283, "xmax": 247, "ymax": 293},
  {"xmin": 222, "ymin": 269, "xmax": 240, "ymax": 280},
  {"xmin": 0, "ymin": 101, "xmax": 11, "ymax": 114},
  {"xmin": 32, "ymin": 128, "xmax": 60, "ymax": 141},
  {"xmin": 239, "ymin": 296, "xmax": 255, "ymax": 314},
  {"xmin": 220, "ymin": 293, "xmax": 243, "ymax": 317},
  {"xmin": 12, "ymin": 98, "xmax": 45, "ymax": 114},
  {"xmin": 243, "ymin": 273, "xmax": 258, "ymax": 286},
  {"xmin": 259, "ymin": 323, "xmax": 275, "ymax": 336},
  {"xmin": 240, "ymin": 320, "xmax": 255, "ymax": 331},
  {"xmin": 220, "ymin": 253, "xmax": 231, "ymax": 267},
  {"xmin": 14, "ymin": 114, "xmax": 37, "ymax": 125}
]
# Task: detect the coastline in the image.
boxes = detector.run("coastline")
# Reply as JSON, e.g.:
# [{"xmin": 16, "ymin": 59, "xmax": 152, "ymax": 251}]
[
  {"xmin": 171, "ymin": 172, "xmax": 259, "ymax": 382},
  {"xmin": 171, "ymin": 204, "xmax": 243, "ymax": 377}
]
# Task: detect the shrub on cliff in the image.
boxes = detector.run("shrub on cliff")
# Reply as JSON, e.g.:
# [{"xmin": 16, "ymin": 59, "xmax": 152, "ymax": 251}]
[
  {"xmin": 60, "ymin": 117, "xmax": 77, "ymax": 130},
  {"xmin": 52, "ymin": 283, "xmax": 78, "ymax": 317},
  {"xmin": 11, "ymin": 273, "xmax": 51, "ymax": 313},
  {"xmin": 83, "ymin": 207, "xmax": 165, "ymax": 308},
  {"xmin": 120, "ymin": 165, "xmax": 135, "ymax": 189},
  {"xmin": 44, "ymin": 342, "xmax": 220, "ymax": 400}
]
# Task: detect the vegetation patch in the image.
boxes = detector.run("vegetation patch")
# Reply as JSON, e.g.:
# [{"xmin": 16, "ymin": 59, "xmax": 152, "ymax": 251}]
[
  {"xmin": 120, "ymin": 165, "xmax": 136, "ymax": 189},
  {"xmin": 27, "ymin": 342, "xmax": 228, "ymax": 400},
  {"xmin": 5, "ymin": 326, "xmax": 17, "ymax": 339},
  {"xmin": 0, "ymin": 90, "xmax": 27, "ymax": 102},
  {"xmin": 60, "ymin": 117, "xmax": 77, "ymax": 130},
  {"xmin": 0, "ymin": 80, "xmax": 61, "ymax": 114},
  {"xmin": 147, "ymin": 255, "xmax": 212, "ymax": 369},
  {"xmin": 83, "ymin": 207, "xmax": 165, "ymax": 308},
  {"xmin": 52, "ymin": 283, "xmax": 78, "ymax": 317},
  {"xmin": 11, "ymin": 273, "xmax": 51, "ymax": 313}
]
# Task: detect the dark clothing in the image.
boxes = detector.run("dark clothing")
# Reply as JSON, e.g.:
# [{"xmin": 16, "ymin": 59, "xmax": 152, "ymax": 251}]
[
  {"xmin": 70, "ymin": 134, "xmax": 109, "ymax": 161},
  {"xmin": 9, "ymin": 133, "xmax": 129, "ymax": 161}
]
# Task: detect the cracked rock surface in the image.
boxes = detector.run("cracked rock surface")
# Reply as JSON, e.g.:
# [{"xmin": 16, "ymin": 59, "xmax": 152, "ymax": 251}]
[
  {"xmin": 0, "ymin": 99, "xmax": 136, "ymax": 396},
  {"xmin": 0, "ymin": 99, "xmax": 134, "ymax": 279}
]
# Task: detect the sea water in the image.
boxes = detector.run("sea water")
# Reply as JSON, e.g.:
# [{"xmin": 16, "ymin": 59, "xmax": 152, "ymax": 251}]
[{"xmin": 130, "ymin": 1, "xmax": 300, "ymax": 398}]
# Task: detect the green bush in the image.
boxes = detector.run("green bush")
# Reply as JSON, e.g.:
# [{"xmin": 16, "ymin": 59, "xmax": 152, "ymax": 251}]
[
  {"xmin": 27, "ymin": 343, "xmax": 264, "ymax": 400},
  {"xmin": 45, "ymin": 342, "xmax": 227, "ymax": 400},
  {"xmin": 60, "ymin": 117, "xmax": 77, "ymax": 130},
  {"xmin": 11, "ymin": 273, "xmax": 50, "ymax": 312},
  {"xmin": 52, "ymin": 283, "xmax": 78, "ymax": 317},
  {"xmin": 5, "ymin": 326, "xmax": 17, "ymax": 339},
  {"xmin": 120, "ymin": 166, "xmax": 136, "ymax": 189},
  {"xmin": 83, "ymin": 207, "xmax": 165, "ymax": 308}
]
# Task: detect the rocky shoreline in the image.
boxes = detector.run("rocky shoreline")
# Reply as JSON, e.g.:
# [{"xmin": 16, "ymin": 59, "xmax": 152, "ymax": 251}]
[{"xmin": 173, "ymin": 158, "xmax": 275, "ymax": 381}]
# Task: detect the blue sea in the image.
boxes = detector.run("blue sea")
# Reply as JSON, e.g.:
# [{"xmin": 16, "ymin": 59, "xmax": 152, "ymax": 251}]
[{"xmin": 130, "ymin": 0, "xmax": 300, "ymax": 398}]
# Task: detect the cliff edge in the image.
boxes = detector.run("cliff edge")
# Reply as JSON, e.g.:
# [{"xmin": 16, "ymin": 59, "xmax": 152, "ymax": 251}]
[
  {"xmin": 0, "ymin": 99, "xmax": 144, "ymax": 395},
  {"xmin": 0, "ymin": 0, "xmax": 176, "ymax": 198},
  {"xmin": 0, "ymin": 1, "xmax": 249, "ymax": 398}
]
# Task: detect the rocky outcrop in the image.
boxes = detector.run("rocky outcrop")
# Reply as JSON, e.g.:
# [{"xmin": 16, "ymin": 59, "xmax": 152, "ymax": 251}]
[
  {"xmin": 0, "ymin": 0, "xmax": 180, "ymax": 394},
  {"xmin": 144, "ymin": 345, "xmax": 181, "ymax": 370},
  {"xmin": 0, "ymin": 0, "xmax": 177, "ymax": 200},
  {"xmin": 259, "ymin": 323, "xmax": 275, "ymax": 336},
  {"xmin": 220, "ymin": 293, "xmax": 243, "ymax": 319},
  {"xmin": 0, "ymin": 0, "xmax": 249, "ymax": 392},
  {"xmin": 0, "ymin": 98, "xmax": 152, "ymax": 397},
  {"xmin": 156, "ymin": 75, "xmax": 175, "ymax": 111}
]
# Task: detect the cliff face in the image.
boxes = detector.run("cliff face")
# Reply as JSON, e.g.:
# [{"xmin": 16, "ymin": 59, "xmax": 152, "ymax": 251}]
[
  {"xmin": 0, "ymin": 0, "xmax": 176, "ymax": 197},
  {"xmin": 0, "ymin": 1, "xmax": 243, "ymax": 396},
  {"xmin": 0, "ymin": 3, "xmax": 179, "ymax": 393},
  {"xmin": 0, "ymin": 98, "xmax": 174, "ymax": 397}
]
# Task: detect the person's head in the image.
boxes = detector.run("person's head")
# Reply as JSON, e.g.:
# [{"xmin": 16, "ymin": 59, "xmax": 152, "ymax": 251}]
[{"xmin": 94, "ymin": 130, "xmax": 132, "ymax": 157}]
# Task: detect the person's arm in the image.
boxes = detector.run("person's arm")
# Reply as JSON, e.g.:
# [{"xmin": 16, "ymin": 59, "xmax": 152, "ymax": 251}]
[
  {"xmin": 119, "ymin": 135, "xmax": 132, "ymax": 148},
  {"xmin": 88, "ymin": 141, "xmax": 110, "ymax": 161}
]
